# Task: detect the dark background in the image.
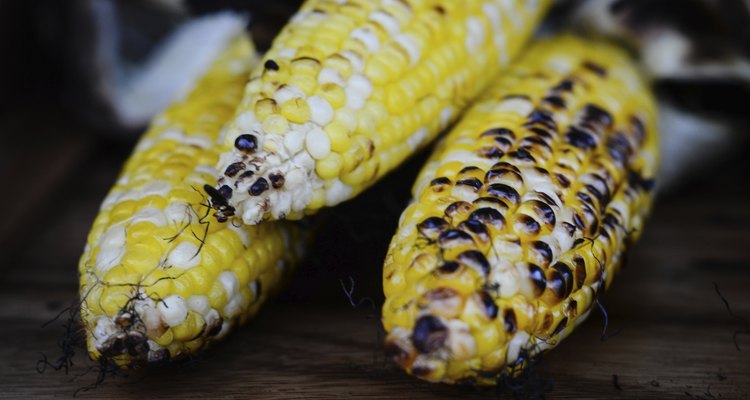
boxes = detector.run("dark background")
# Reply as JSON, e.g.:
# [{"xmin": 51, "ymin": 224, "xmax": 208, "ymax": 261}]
[{"xmin": 1, "ymin": 1, "xmax": 749, "ymax": 398}]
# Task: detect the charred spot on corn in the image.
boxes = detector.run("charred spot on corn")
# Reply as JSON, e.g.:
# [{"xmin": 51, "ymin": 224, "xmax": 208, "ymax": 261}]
[
  {"xmin": 234, "ymin": 134, "xmax": 258, "ymax": 153},
  {"xmin": 411, "ymin": 315, "xmax": 448, "ymax": 353}
]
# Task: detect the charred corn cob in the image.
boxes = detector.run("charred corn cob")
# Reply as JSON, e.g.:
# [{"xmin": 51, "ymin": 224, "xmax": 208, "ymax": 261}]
[
  {"xmin": 382, "ymin": 35, "xmax": 659, "ymax": 384},
  {"xmin": 214, "ymin": 0, "xmax": 552, "ymax": 224},
  {"xmin": 79, "ymin": 34, "xmax": 305, "ymax": 368}
]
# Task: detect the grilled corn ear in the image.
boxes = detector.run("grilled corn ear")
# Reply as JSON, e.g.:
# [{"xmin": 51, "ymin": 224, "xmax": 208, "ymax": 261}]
[
  {"xmin": 382, "ymin": 35, "xmax": 659, "ymax": 384},
  {"xmin": 78, "ymin": 34, "xmax": 305, "ymax": 368},
  {"xmin": 214, "ymin": 0, "xmax": 552, "ymax": 224}
]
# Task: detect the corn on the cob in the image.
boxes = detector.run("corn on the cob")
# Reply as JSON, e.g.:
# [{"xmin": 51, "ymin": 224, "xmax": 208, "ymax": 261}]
[
  {"xmin": 78, "ymin": 34, "xmax": 305, "ymax": 368},
  {"xmin": 213, "ymin": 0, "xmax": 552, "ymax": 224},
  {"xmin": 382, "ymin": 35, "xmax": 659, "ymax": 384}
]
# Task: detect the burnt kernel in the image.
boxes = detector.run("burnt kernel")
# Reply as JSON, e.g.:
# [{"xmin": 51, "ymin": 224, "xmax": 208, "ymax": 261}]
[
  {"xmin": 521, "ymin": 136, "xmax": 552, "ymax": 152},
  {"xmin": 384, "ymin": 341, "xmax": 410, "ymax": 365},
  {"xmin": 532, "ymin": 241, "xmax": 553, "ymax": 265},
  {"xmin": 536, "ymin": 191, "xmax": 558, "ymax": 207},
  {"xmin": 573, "ymin": 238, "xmax": 586, "ymax": 247},
  {"xmin": 567, "ymin": 300, "xmax": 579, "ymax": 317},
  {"xmin": 437, "ymin": 261, "xmax": 461, "ymax": 274},
  {"xmin": 547, "ymin": 262, "xmax": 573, "ymax": 299},
  {"xmin": 491, "ymin": 162, "xmax": 521, "ymax": 173},
  {"xmin": 224, "ymin": 162, "xmax": 246, "ymax": 177},
  {"xmin": 411, "ymin": 365, "xmax": 433, "ymax": 377},
  {"xmin": 607, "ymin": 134, "xmax": 632, "ymax": 164},
  {"xmin": 478, "ymin": 291, "xmax": 499, "ymax": 319},
  {"xmin": 218, "ymin": 185, "xmax": 233, "ymax": 200},
  {"xmin": 430, "ymin": 177, "xmax": 451, "ymax": 186},
  {"xmin": 528, "ymin": 127, "xmax": 554, "ymax": 139},
  {"xmin": 565, "ymin": 127, "xmax": 597, "ymax": 150},
  {"xmin": 503, "ymin": 309, "xmax": 517, "ymax": 333},
  {"xmin": 577, "ymin": 191, "xmax": 594, "ymax": 206},
  {"xmin": 438, "ymin": 229, "xmax": 474, "ymax": 246},
  {"xmin": 582, "ymin": 60, "xmax": 608, "ymax": 77},
  {"xmin": 249, "ymin": 178, "xmax": 269, "ymax": 196},
  {"xmin": 573, "ymin": 257, "xmax": 586, "ymax": 288},
  {"xmin": 234, "ymin": 134, "xmax": 259, "ymax": 153},
  {"xmin": 473, "ymin": 196, "xmax": 507, "ymax": 208},
  {"xmin": 555, "ymin": 173, "xmax": 571, "ymax": 188},
  {"xmin": 457, "ymin": 250, "xmax": 490, "ymax": 276},
  {"xmin": 542, "ymin": 95, "xmax": 566, "ymax": 109},
  {"xmin": 631, "ymin": 116, "xmax": 646, "ymax": 143},
  {"xmin": 528, "ymin": 264, "xmax": 547, "ymax": 296},
  {"xmin": 509, "ymin": 148, "xmax": 536, "ymax": 163},
  {"xmin": 417, "ymin": 217, "xmax": 449, "ymax": 240},
  {"xmin": 586, "ymin": 184, "xmax": 604, "ymax": 202},
  {"xmin": 423, "ymin": 287, "xmax": 459, "ymax": 301},
  {"xmin": 480, "ymin": 127, "xmax": 515, "ymax": 139},
  {"xmin": 478, "ymin": 146, "xmax": 505, "ymax": 159},
  {"xmin": 456, "ymin": 178, "xmax": 483, "ymax": 191},
  {"xmin": 493, "ymin": 136, "xmax": 514, "ymax": 149},
  {"xmin": 503, "ymin": 94, "xmax": 531, "ymax": 101},
  {"xmin": 529, "ymin": 200, "xmax": 556, "ymax": 226},
  {"xmin": 238, "ymin": 170, "xmax": 255, "ymax": 180},
  {"xmin": 516, "ymin": 214, "xmax": 541, "ymax": 235},
  {"xmin": 412, "ymin": 315, "xmax": 448, "ymax": 353},
  {"xmin": 552, "ymin": 317, "xmax": 568, "ymax": 336},
  {"xmin": 469, "ymin": 207, "xmax": 505, "ymax": 230},
  {"xmin": 444, "ymin": 201, "xmax": 473, "ymax": 219},
  {"xmin": 583, "ymin": 104, "xmax": 614, "ymax": 128},
  {"xmin": 458, "ymin": 220, "xmax": 489, "ymax": 243},
  {"xmin": 526, "ymin": 110, "xmax": 557, "ymax": 130},
  {"xmin": 269, "ymin": 173, "xmax": 285, "ymax": 189},
  {"xmin": 562, "ymin": 222, "xmax": 576, "ymax": 236},
  {"xmin": 459, "ymin": 166, "xmax": 483, "ymax": 175},
  {"xmin": 433, "ymin": 5, "xmax": 445, "ymax": 14},
  {"xmin": 264, "ymin": 59, "xmax": 279, "ymax": 71},
  {"xmin": 554, "ymin": 79, "xmax": 574, "ymax": 92},
  {"xmin": 485, "ymin": 168, "xmax": 523, "ymax": 185},
  {"xmin": 487, "ymin": 184, "xmax": 520, "ymax": 204},
  {"xmin": 573, "ymin": 213, "xmax": 585, "ymax": 230}
]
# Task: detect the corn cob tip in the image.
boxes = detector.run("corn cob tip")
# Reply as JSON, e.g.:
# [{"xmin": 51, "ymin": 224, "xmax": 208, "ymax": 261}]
[{"xmin": 381, "ymin": 35, "xmax": 658, "ymax": 384}]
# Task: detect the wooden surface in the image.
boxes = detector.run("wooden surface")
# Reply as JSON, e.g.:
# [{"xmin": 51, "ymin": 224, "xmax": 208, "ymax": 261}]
[{"xmin": 0, "ymin": 104, "xmax": 749, "ymax": 399}]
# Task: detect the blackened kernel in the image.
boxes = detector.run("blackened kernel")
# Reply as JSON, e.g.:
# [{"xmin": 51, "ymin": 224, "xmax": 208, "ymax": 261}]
[
  {"xmin": 583, "ymin": 60, "xmax": 608, "ymax": 77},
  {"xmin": 269, "ymin": 173, "xmax": 285, "ymax": 189},
  {"xmin": 478, "ymin": 291, "xmax": 499, "ymax": 319},
  {"xmin": 516, "ymin": 214, "xmax": 541, "ymax": 235},
  {"xmin": 503, "ymin": 94, "xmax": 530, "ymax": 101},
  {"xmin": 532, "ymin": 241, "xmax": 553, "ymax": 266},
  {"xmin": 438, "ymin": 229, "xmax": 474, "ymax": 246},
  {"xmin": 485, "ymin": 168, "xmax": 523, "ymax": 185},
  {"xmin": 238, "ymin": 170, "xmax": 255, "ymax": 180},
  {"xmin": 491, "ymin": 162, "xmax": 521, "ymax": 173},
  {"xmin": 529, "ymin": 200, "xmax": 556, "ymax": 226},
  {"xmin": 567, "ymin": 300, "xmax": 579, "ymax": 317},
  {"xmin": 607, "ymin": 134, "xmax": 632, "ymax": 164},
  {"xmin": 554, "ymin": 79, "xmax": 574, "ymax": 92},
  {"xmin": 430, "ymin": 177, "xmax": 451, "ymax": 186},
  {"xmin": 457, "ymin": 250, "xmax": 490, "ymax": 276},
  {"xmin": 521, "ymin": 136, "xmax": 552, "ymax": 152},
  {"xmin": 562, "ymin": 222, "xmax": 576, "ymax": 236},
  {"xmin": 503, "ymin": 309, "xmax": 517, "ymax": 333},
  {"xmin": 264, "ymin": 59, "xmax": 279, "ymax": 71},
  {"xmin": 586, "ymin": 184, "xmax": 604, "ymax": 202},
  {"xmin": 459, "ymin": 166, "xmax": 483, "ymax": 175},
  {"xmin": 573, "ymin": 257, "xmax": 586, "ymax": 288},
  {"xmin": 478, "ymin": 146, "xmax": 505, "ymax": 159},
  {"xmin": 411, "ymin": 366, "xmax": 433, "ymax": 377},
  {"xmin": 469, "ymin": 207, "xmax": 505, "ymax": 230},
  {"xmin": 555, "ymin": 173, "xmax": 571, "ymax": 188},
  {"xmin": 249, "ymin": 178, "xmax": 269, "ymax": 196},
  {"xmin": 528, "ymin": 264, "xmax": 547, "ymax": 296},
  {"xmin": 456, "ymin": 178, "xmax": 483, "ymax": 191},
  {"xmin": 547, "ymin": 271, "xmax": 567, "ymax": 299},
  {"xmin": 631, "ymin": 116, "xmax": 646, "ymax": 143},
  {"xmin": 444, "ymin": 201, "xmax": 473, "ymax": 218},
  {"xmin": 552, "ymin": 317, "xmax": 568, "ymax": 336},
  {"xmin": 224, "ymin": 162, "xmax": 246, "ymax": 177},
  {"xmin": 417, "ymin": 217, "xmax": 449, "ymax": 240},
  {"xmin": 494, "ymin": 136, "xmax": 513, "ymax": 149},
  {"xmin": 553, "ymin": 262, "xmax": 574, "ymax": 296},
  {"xmin": 458, "ymin": 220, "xmax": 489, "ymax": 241},
  {"xmin": 411, "ymin": 315, "xmax": 447, "ymax": 353},
  {"xmin": 583, "ymin": 104, "xmax": 614, "ymax": 128},
  {"xmin": 473, "ymin": 197, "xmax": 507, "ymax": 208},
  {"xmin": 437, "ymin": 261, "xmax": 461, "ymax": 274},
  {"xmin": 577, "ymin": 191, "xmax": 594, "ymax": 206},
  {"xmin": 573, "ymin": 238, "xmax": 586, "ymax": 247},
  {"xmin": 565, "ymin": 127, "xmax": 597, "ymax": 150},
  {"xmin": 480, "ymin": 127, "xmax": 515, "ymax": 139},
  {"xmin": 434, "ymin": 5, "xmax": 445, "ymax": 14},
  {"xmin": 528, "ymin": 127, "xmax": 554, "ymax": 138},
  {"xmin": 509, "ymin": 147, "xmax": 536, "ymax": 163},
  {"xmin": 234, "ymin": 134, "xmax": 258, "ymax": 153},
  {"xmin": 536, "ymin": 190, "xmax": 558, "ymax": 207},
  {"xmin": 487, "ymin": 184, "xmax": 520, "ymax": 204},
  {"xmin": 218, "ymin": 185, "xmax": 233, "ymax": 200},
  {"xmin": 573, "ymin": 213, "xmax": 585, "ymax": 230},
  {"xmin": 526, "ymin": 110, "xmax": 557, "ymax": 130},
  {"xmin": 542, "ymin": 95, "xmax": 566, "ymax": 109}
]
